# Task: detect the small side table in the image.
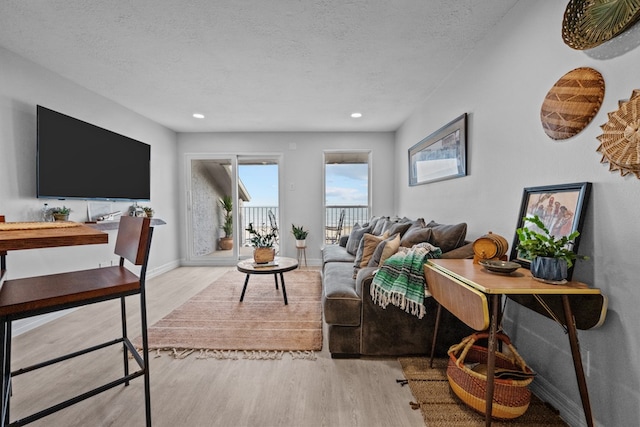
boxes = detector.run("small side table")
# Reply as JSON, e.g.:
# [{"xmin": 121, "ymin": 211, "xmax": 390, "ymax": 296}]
[
  {"xmin": 237, "ymin": 257, "xmax": 298, "ymax": 305},
  {"xmin": 296, "ymin": 246, "xmax": 307, "ymax": 267}
]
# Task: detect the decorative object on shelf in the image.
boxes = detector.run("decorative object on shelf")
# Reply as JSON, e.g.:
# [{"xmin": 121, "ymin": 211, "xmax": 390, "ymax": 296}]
[
  {"xmin": 472, "ymin": 231, "xmax": 508, "ymax": 264},
  {"xmin": 246, "ymin": 222, "xmax": 277, "ymax": 264},
  {"xmin": 142, "ymin": 206, "xmax": 154, "ymax": 218},
  {"xmin": 129, "ymin": 203, "xmax": 146, "ymax": 217},
  {"xmin": 291, "ymin": 224, "xmax": 308, "ymax": 248},
  {"xmin": 219, "ymin": 195, "xmax": 233, "ymax": 250},
  {"xmin": 515, "ymin": 214, "xmax": 587, "ymax": 283},
  {"xmin": 596, "ymin": 88, "xmax": 640, "ymax": 178},
  {"xmin": 51, "ymin": 206, "xmax": 71, "ymax": 221},
  {"xmin": 408, "ymin": 113, "xmax": 467, "ymax": 186},
  {"xmin": 510, "ymin": 182, "xmax": 591, "ymax": 281},
  {"xmin": 562, "ymin": 0, "xmax": 640, "ymax": 50},
  {"xmin": 540, "ymin": 67, "xmax": 605, "ymax": 140}
]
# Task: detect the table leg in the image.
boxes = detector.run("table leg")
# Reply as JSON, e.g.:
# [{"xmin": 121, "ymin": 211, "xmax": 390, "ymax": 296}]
[
  {"xmin": 562, "ymin": 295, "xmax": 594, "ymax": 427},
  {"xmin": 429, "ymin": 303, "xmax": 442, "ymax": 368},
  {"xmin": 280, "ymin": 272, "xmax": 288, "ymax": 305},
  {"xmin": 240, "ymin": 274, "xmax": 250, "ymax": 302},
  {"xmin": 274, "ymin": 274, "xmax": 279, "ymax": 290},
  {"xmin": 484, "ymin": 294, "xmax": 500, "ymax": 427}
]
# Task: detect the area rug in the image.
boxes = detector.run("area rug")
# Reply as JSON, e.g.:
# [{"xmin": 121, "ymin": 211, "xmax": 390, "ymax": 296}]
[
  {"xmin": 399, "ymin": 357, "xmax": 568, "ymax": 426},
  {"xmin": 135, "ymin": 269, "xmax": 322, "ymax": 360}
]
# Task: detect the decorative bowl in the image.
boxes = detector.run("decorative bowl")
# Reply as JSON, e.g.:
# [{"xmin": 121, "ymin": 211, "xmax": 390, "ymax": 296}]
[{"xmin": 478, "ymin": 260, "xmax": 521, "ymax": 274}]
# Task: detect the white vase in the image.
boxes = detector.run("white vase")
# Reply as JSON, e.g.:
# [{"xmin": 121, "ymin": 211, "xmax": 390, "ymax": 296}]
[{"xmin": 295, "ymin": 239, "xmax": 306, "ymax": 248}]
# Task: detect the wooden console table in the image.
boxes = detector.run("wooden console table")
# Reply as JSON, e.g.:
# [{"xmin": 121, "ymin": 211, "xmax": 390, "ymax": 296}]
[{"xmin": 424, "ymin": 258, "xmax": 606, "ymax": 427}]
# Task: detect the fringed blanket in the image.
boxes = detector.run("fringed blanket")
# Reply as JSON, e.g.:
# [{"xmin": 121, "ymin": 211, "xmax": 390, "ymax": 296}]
[{"xmin": 370, "ymin": 244, "xmax": 441, "ymax": 319}]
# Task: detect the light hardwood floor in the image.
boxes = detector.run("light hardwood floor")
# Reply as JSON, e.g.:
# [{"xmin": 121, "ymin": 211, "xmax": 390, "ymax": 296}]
[{"xmin": 8, "ymin": 267, "xmax": 426, "ymax": 427}]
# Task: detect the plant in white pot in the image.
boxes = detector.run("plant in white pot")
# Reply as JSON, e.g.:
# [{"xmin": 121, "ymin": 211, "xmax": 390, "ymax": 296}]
[
  {"xmin": 291, "ymin": 224, "xmax": 309, "ymax": 248},
  {"xmin": 516, "ymin": 215, "xmax": 587, "ymax": 282},
  {"xmin": 246, "ymin": 222, "xmax": 277, "ymax": 263}
]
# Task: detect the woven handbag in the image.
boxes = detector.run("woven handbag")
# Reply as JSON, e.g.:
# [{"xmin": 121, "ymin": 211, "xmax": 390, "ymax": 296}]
[{"xmin": 447, "ymin": 332, "xmax": 535, "ymax": 419}]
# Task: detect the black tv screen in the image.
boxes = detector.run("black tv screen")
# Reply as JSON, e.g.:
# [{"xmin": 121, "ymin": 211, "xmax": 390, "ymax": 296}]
[{"xmin": 37, "ymin": 105, "xmax": 151, "ymax": 201}]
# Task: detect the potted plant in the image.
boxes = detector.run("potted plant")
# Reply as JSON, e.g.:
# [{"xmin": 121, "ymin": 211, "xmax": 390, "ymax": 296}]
[
  {"xmin": 516, "ymin": 215, "xmax": 586, "ymax": 282},
  {"xmin": 142, "ymin": 206, "xmax": 154, "ymax": 218},
  {"xmin": 291, "ymin": 224, "xmax": 308, "ymax": 248},
  {"xmin": 219, "ymin": 195, "xmax": 233, "ymax": 250},
  {"xmin": 246, "ymin": 222, "xmax": 277, "ymax": 263},
  {"xmin": 51, "ymin": 206, "xmax": 71, "ymax": 221}
]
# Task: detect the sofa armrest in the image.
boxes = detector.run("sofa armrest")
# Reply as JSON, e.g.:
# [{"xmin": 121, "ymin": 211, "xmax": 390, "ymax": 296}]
[{"xmin": 441, "ymin": 241, "xmax": 474, "ymax": 259}]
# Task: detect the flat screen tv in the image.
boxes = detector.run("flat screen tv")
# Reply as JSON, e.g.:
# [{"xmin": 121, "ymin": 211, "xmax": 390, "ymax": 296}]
[{"xmin": 37, "ymin": 105, "xmax": 151, "ymax": 201}]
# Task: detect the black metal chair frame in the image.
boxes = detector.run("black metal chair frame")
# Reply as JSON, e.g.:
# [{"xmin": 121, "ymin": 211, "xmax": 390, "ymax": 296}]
[
  {"xmin": 325, "ymin": 209, "xmax": 346, "ymax": 244},
  {"xmin": 0, "ymin": 216, "xmax": 153, "ymax": 427}
]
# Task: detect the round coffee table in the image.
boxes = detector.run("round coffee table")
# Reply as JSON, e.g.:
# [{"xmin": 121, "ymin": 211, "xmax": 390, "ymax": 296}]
[{"xmin": 236, "ymin": 257, "xmax": 298, "ymax": 305}]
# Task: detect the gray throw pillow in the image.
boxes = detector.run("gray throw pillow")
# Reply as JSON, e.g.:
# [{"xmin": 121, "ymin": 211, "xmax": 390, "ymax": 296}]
[
  {"xmin": 386, "ymin": 221, "xmax": 412, "ymax": 238},
  {"xmin": 400, "ymin": 226, "xmax": 432, "ymax": 247},
  {"xmin": 426, "ymin": 220, "xmax": 467, "ymax": 253},
  {"xmin": 346, "ymin": 223, "xmax": 371, "ymax": 255}
]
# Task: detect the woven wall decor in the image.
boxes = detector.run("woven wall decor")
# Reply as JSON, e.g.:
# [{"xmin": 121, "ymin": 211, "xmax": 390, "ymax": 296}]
[
  {"xmin": 596, "ymin": 89, "xmax": 640, "ymax": 178},
  {"xmin": 562, "ymin": 0, "xmax": 640, "ymax": 50},
  {"xmin": 540, "ymin": 67, "xmax": 605, "ymax": 140}
]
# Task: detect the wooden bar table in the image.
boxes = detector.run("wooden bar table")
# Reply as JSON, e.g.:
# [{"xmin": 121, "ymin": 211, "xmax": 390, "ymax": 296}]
[
  {"xmin": 0, "ymin": 220, "xmax": 108, "ymax": 424},
  {"xmin": 424, "ymin": 258, "xmax": 606, "ymax": 427}
]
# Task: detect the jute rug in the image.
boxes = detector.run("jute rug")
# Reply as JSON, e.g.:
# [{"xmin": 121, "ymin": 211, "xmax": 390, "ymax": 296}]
[
  {"xmin": 135, "ymin": 269, "xmax": 322, "ymax": 360},
  {"xmin": 399, "ymin": 357, "xmax": 568, "ymax": 426}
]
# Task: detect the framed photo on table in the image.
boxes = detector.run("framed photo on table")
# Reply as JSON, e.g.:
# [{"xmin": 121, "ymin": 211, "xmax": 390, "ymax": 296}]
[
  {"xmin": 510, "ymin": 182, "xmax": 592, "ymax": 277},
  {"xmin": 408, "ymin": 113, "xmax": 467, "ymax": 186}
]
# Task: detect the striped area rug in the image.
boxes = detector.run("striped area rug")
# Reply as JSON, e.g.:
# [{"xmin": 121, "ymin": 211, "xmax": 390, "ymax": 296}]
[{"xmin": 136, "ymin": 269, "xmax": 322, "ymax": 359}]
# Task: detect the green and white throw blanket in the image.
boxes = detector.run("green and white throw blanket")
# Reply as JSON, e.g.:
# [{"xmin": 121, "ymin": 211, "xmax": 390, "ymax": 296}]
[{"xmin": 370, "ymin": 243, "xmax": 442, "ymax": 319}]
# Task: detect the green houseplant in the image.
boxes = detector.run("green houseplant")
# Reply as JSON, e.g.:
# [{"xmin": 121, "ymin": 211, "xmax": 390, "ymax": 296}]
[
  {"xmin": 246, "ymin": 222, "xmax": 277, "ymax": 263},
  {"xmin": 291, "ymin": 224, "xmax": 308, "ymax": 248},
  {"xmin": 51, "ymin": 206, "xmax": 71, "ymax": 221},
  {"xmin": 219, "ymin": 195, "xmax": 233, "ymax": 250},
  {"xmin": 516, "ymin": 215, "xmax": 586, "ymax": 282}
]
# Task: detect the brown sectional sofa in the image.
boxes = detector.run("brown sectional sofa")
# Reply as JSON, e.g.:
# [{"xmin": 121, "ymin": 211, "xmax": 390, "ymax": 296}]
[{"xmin": 321, "ymin": 216, "xmax": 474, "ymax": 358}]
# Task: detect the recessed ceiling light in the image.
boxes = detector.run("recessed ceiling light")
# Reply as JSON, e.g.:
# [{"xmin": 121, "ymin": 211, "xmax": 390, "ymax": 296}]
[
  {"xmin": 193, "ymin": 113, "xmax": 205, "ymax": 119},
  {"xmin": 351, "ymin": 112, "xmax": 362, "ymax": 118}
]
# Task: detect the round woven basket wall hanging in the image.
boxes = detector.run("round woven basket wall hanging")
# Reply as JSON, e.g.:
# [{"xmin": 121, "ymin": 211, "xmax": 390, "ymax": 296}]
[
  {"xmin": 562, "ymin": 0, "xmax": 640, "ymax": 50},
  {"xmin": 540, "ymin": 67, "xmax": 605, "ymax": 140},
  {"xmin": 596, "ymin": 89, "xmax": 640, "ymax": 179}
]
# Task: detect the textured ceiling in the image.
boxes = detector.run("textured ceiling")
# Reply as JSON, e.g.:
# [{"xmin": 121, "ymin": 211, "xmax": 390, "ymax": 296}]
[{"xmin": 0, "ymin": 1, "xmax": 519, "ymax": 132}]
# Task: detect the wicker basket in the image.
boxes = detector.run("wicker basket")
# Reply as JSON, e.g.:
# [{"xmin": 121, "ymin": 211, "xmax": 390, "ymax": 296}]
[{"xmin": 447, "ymin": 332, "xmax": 534, "ymax": 420}]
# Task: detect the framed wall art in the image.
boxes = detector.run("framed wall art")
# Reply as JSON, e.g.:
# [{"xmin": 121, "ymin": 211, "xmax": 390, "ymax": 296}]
[
  {"xmin": 408, "ymin": 113, "xmax": 467, "ymax": 186},
  {"xmin": 510, "ymin": 182, "xmax": 592, "ymax": 278}
]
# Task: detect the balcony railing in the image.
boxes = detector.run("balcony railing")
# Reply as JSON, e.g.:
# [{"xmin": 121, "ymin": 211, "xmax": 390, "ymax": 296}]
[{"xmin": 237, "ymin": 205, "xmax": 370, "ymax": 246}]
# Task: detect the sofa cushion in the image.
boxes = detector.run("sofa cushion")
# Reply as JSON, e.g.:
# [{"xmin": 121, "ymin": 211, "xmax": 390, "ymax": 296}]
[
  {"xmin": 322, "ymin": 244, "xmax": 356, "ymax": 265},
  {"xmin": 400, "ymin": 226, "xmax": 432, "ymax": 247},
  {"xmin": 322, "ymin": 262, "xmax": 362, "ymax": 326},
  {"xmin": 426, "ymin": 220, "xmax": 467, "ymax": 253}
]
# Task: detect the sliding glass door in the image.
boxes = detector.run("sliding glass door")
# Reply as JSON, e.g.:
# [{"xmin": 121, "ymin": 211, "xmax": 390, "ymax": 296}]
[{"xmin": 185, "ymin": 154, "xmax": 280, "ymax": 265}]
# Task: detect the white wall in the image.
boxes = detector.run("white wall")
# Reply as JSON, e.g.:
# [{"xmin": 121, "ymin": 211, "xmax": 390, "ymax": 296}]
[
  {"xmin": 395, "ymin": 2, "xmax": 640, "ymax": 426},
  {"xmin": 0, "ymin": 46, "xmax": 181, "ymax": 278},
  {"xmin": 177, "ymin": 132, "xmax": 395, "ymax": 264}
]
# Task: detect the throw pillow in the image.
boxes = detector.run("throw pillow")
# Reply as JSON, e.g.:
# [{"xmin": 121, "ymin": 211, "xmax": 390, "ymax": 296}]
[
  {"xmin": 367, "ymin": 232, "xmax": 400, "ymax": 267},
  {"xmin": 379, "ymin": 233, "xmax": 401, "ymax": 266},
  {"xmin": 426, "ymin": 220, "xmax": 467, "ymax": 253},
  {"xmin": 386, "ymin": 221, "xmax": 412, "ymax": 238},
  {"xmin": 400, "ymin": 226, "xmax": 432, "ymax": 247},
  {"xmin": 360, "ymin": 232, "xmax": 388, "ymax": 268},
  {"xmin": 346, "ymin": 223, "xmax": 371, "ymax": 255},
  {"xmin": 371, "ymin": 217, "xmax": 389, "ymax": 235}
]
